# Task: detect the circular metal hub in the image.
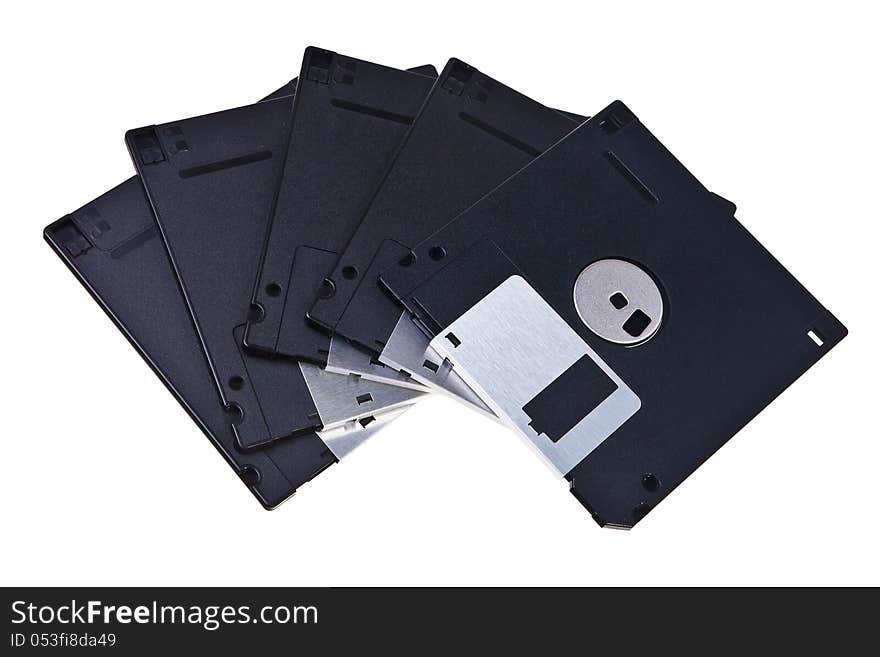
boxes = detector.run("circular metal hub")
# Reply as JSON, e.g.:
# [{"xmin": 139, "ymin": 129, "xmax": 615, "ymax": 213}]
[{"xmin": 573, "ymin": 259, "xmax": 663, "ymax": 345}]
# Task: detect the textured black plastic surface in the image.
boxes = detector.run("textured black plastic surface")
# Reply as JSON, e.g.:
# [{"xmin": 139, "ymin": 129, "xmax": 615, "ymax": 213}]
[
  {"xmin": 382, "ymin": 101, "xmax": 847, "ymax": 528},
  {"xmin": 246, "ymin": 49, "xmax": 436, "ymax": 366},
  {"xmin": 308, "ymin": 58, "xmax": 582, "ymax": 356}
]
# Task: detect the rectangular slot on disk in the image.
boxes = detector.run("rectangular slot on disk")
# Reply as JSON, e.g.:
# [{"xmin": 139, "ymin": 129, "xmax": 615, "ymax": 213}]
[{"xmin": 524, "ymin": 354, "xmax": 618, "ymax": 442}]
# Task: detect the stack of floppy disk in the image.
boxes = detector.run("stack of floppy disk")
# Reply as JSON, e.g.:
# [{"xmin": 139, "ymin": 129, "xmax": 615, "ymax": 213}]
[{"xmin": 46, "ymin": 47, "xmax": 845, "ymax": 528}]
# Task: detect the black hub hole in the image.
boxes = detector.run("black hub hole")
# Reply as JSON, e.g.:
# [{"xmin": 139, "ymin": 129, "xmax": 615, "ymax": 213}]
[
  {"xmin": 398, "ymin": 251, "xmax": 417, "ymax": 267},
  {"xmin": 609, "ymin": 292, "xmax": 628, "ymax": 309},
  {"xmin": 429, "ymin": 246, "xmax": 446, "ymax": 261},
  {"xmin": 265, "ymin": 282, "xmax": 282, "ymax": 297},
  {"xmin": 228, "ymin": 376, "xmax": 244, "ymax": 391},
  {"xmin": 622, "ymin": 309, "xmax": 651, "ymax": 337},
  {"xmin": 342, "ymin": 266, "xmax": 358, "ymax": 280}
]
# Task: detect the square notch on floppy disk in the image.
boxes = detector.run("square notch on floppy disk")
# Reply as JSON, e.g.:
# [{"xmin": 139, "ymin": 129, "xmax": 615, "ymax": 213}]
[{"xmin": 427, "ymin": 275, "xmax": 641, "ymax": 476}]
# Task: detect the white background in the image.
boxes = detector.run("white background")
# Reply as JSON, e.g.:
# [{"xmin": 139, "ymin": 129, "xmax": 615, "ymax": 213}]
[{"xmin": 1, "ymin": 1, "xmax": 877, "ymax": 586}]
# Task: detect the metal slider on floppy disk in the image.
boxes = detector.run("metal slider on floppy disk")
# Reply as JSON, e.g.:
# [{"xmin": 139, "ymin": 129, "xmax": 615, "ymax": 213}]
[
  {"xmin": 317, "ymin": 406, "xmax": 411, "ymax": 460},
  {"xmin": 426, "ymin": 275, "xmax": 641, "ymax": 476},
  {"xmin": 325, "ymin": 336, "xmax": 428, "ymax": 392},
  {"xmin": 299, "ymin": 362, "xmax": 424, "ymax": 447},
  {"xmin": 380, "ymin": 311, "xmax": 495, "ymax": 418}
]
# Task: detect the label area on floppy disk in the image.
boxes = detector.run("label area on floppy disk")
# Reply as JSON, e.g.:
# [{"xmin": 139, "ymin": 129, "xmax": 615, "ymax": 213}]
[
  {"xmin": 380, "ymin": 100, "xmax": 846, "ymax": 528},
  {"xmin": 126, "ymin": 82, "xmax": 422, "ymax": 452},
  {"xmin": 245, "ymin": 49, "xmax": 436, "ymax": 397},
  {"xmin": 306, "ymin": 57, "xmax": 583, "ymax": 413}
]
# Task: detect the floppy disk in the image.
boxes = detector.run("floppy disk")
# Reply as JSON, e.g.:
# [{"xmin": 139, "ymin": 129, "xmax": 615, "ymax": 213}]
[
  {"xmin": 246, "ymin": 49, "xmax": 435, "ymax": 393},
  {"xmin": 45, "ymin": 81, "xmax": 412, "ymax": 507},
  {"xmin": 307, "ymin": 58, "xmax": 581, "ymax": 411},
  {"xmin": 126, "ymin": 80, "xmax": 423, "ymax": 452},
  {"xmin": 44, "ymin": 175, "xmax": 401, "ymax": 508},
  {"xmin": 381, "ymin": 101, "xmax": 846, "ymax": 527}
]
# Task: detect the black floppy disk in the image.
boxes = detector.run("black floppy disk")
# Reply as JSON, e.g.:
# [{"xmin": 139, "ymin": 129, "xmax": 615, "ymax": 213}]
[
  {"xmin": 45, "ymin": 81, "xmax": 339, "ymax": 507},
  {"xmin": 308, "ymin": 58, "xmax": 581, "ymax": 361},
  {"xmin": 380, "ymin": 101, "xmax": 846, "ymax": 528},
  {"xmin": 126, "ymin": 73, "xmax": 423, "ymax": 452},
  {"xmin": 44, "ymin": 173, "xmax": 337, "ymax": 508},
  {"xmin": 246, "ymin": 49, "xmax": 436, "ymax": 372}
]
